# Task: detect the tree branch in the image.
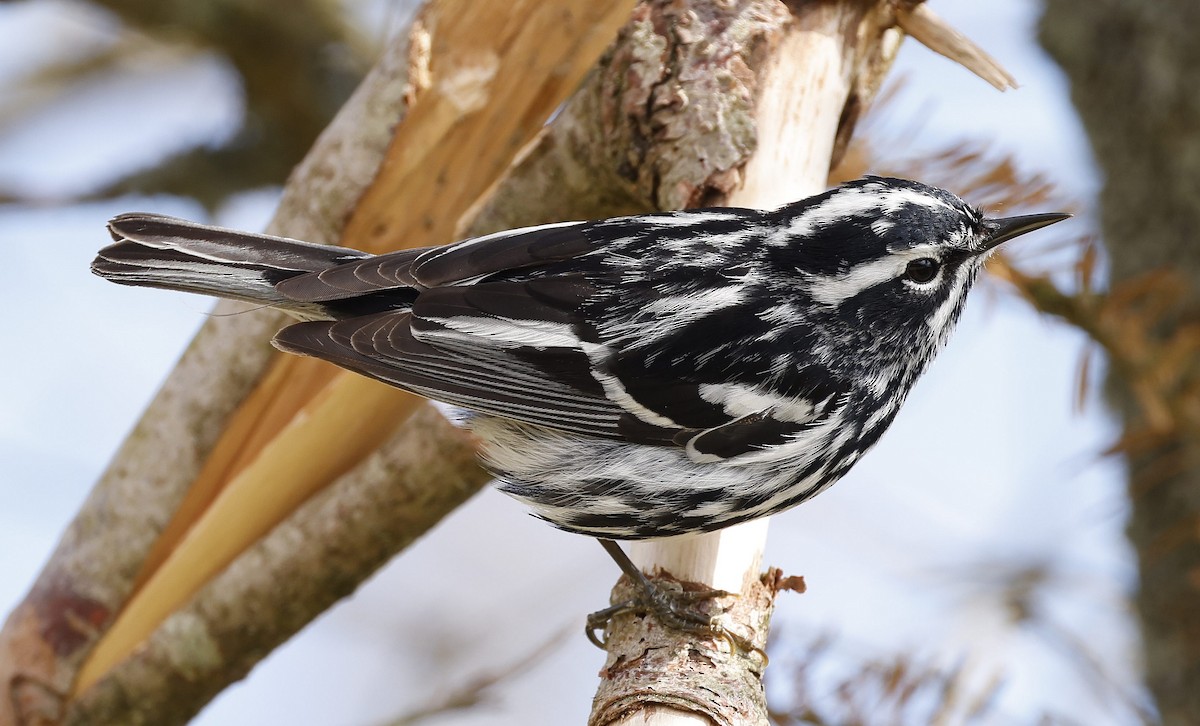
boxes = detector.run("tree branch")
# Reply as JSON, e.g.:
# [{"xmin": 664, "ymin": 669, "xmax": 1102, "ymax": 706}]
[
  {"xmin": 0, "ymin": 20, "xmax": 419, "ymax": 726},
  {"xmin": 65, "ymin": 407, "xmax": 484, "ymax": 725}
]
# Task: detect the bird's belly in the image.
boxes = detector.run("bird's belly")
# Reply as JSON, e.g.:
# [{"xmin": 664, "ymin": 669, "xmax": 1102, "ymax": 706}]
[{"xmin": 469, "ymin": 415, "xmax": 862, "ymax": 540}]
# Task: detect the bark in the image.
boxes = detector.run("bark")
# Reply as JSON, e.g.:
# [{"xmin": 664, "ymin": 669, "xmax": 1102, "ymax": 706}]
[
  {"xmin": 592, "ymin": 571, "xmax": 781, "ymax": 726},
  {"xmin": 1040, "ymin": 3, "xmax": 1200, "ymax": 724}
]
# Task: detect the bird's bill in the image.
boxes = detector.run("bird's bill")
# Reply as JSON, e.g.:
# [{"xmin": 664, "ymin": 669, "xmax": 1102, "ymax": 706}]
[{"xmin": 978, "ymin": 212, "xmax": 1071, "ymax": 253}]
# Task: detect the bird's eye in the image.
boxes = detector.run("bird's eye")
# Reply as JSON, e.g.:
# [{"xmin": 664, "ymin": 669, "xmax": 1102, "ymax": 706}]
[{"xmin": 904, "ymin": 258, "xmax": 940, "ymax": 284}]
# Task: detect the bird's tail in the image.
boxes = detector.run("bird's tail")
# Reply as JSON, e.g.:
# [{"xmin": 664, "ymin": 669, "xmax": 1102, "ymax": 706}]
[{"xmin": 92, "ymin": 213, "xmax": 373, "ymax": 319}]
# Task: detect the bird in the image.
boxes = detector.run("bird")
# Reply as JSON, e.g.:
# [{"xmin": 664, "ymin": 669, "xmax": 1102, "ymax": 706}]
[{"xmin": 93, "ymin": 176, "xmax": 1067, "ymax": 644}]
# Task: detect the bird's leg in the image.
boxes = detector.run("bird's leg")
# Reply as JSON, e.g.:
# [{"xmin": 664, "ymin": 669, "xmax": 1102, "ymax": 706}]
[{"xmin": 587, "ymin": 538, "xmax": 742, "ymax": 650}]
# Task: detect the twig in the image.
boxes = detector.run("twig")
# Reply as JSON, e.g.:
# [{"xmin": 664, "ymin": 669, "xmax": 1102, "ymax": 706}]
[{"xmin": 895, "ymin": 3, "xmax": 1018, "ymax": 91}]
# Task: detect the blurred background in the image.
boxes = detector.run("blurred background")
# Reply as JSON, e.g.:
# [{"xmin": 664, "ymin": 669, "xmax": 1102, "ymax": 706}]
[{"xmin": 0, "ymin": 0, "xmax": 1172, "ymax": 723}]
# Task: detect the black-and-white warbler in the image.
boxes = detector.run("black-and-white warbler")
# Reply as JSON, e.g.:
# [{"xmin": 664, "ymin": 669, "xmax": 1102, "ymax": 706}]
[
  {"xmin": 94, "ymin": 177, "xmax": 1065, "ymax": 641},
  {"xmin": 94, "ymin": 176, "xmax": 1065, "ymax": 539}
]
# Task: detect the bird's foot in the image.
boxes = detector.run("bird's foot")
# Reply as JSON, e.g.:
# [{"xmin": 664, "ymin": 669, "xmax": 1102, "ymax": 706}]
[
  {"xmin": 587, "ymin": 538, "xmax": 761, "ymax": 658},
  {"xmin": 586, "ymin": 578, "xmax": 750, "ymax": 652}
]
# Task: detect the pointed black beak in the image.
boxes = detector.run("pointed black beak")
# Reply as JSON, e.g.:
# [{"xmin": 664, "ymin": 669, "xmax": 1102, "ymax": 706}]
[{"xmin": 978, "ymin": 212, "xmax": 1071, "ymax": 254}]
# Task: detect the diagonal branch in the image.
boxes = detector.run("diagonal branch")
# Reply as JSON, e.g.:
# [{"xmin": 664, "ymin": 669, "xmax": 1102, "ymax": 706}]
[{"xmin": 0, "ymin": 20, "xmax": 420, "ymax": 726}]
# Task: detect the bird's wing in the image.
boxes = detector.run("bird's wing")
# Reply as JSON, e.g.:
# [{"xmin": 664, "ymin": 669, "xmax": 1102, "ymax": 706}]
[
  {"xmin": 272, "ymin": 220, "xmax": 627, "ymax": 436},
  {"xmin": 277, "ymin": 282, "xmax": 846, "ymax": 464},
  {"xmin": 275, "ymin": 208, "xmax": 846, "ymax": 463},
  {"xmin": 274, "ymin": 309, "xmax": 624, "ymax": 437}
]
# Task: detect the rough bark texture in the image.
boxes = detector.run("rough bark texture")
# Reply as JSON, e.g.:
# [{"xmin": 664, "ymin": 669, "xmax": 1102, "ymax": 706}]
[
  {"xmin": 591, "ymin": 572, "xmax": 780, "ymax": 726},
  {"xmin": 1041, "ymin": 3, "xmax": 1200, "ymax": 724}
]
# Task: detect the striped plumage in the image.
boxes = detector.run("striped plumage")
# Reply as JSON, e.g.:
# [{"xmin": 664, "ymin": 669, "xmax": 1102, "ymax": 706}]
[{"xmin": 93, "ymin": 177, "xmax": 1067, "ymax": 539}]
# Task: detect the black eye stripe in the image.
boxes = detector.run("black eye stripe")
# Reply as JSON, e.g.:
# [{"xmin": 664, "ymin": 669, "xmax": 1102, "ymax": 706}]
[{"xmin": 904, "ymin": 257, "xmax": 940, "ymax": 284}]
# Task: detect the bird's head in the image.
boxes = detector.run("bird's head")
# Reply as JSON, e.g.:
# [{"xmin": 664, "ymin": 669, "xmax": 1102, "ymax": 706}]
[{"xmin": 769, "ymin": 176, "xmax": 1068, "ymax": 378}]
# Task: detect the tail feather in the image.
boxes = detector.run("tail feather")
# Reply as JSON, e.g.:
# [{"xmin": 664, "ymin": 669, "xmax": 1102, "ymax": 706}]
[{"xmin": 92, "ymin": 214, "xmax": 372, "ymax": 319}]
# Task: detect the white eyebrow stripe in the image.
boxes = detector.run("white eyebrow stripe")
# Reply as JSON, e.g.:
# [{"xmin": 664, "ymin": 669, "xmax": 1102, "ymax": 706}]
[
  {"xmin": 803, "ymin": 256, "xmax": 903, "ymax": 305},
  {"xmin": 802, "ymin": 245, "xmax": 944, "ymax": 306}
]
